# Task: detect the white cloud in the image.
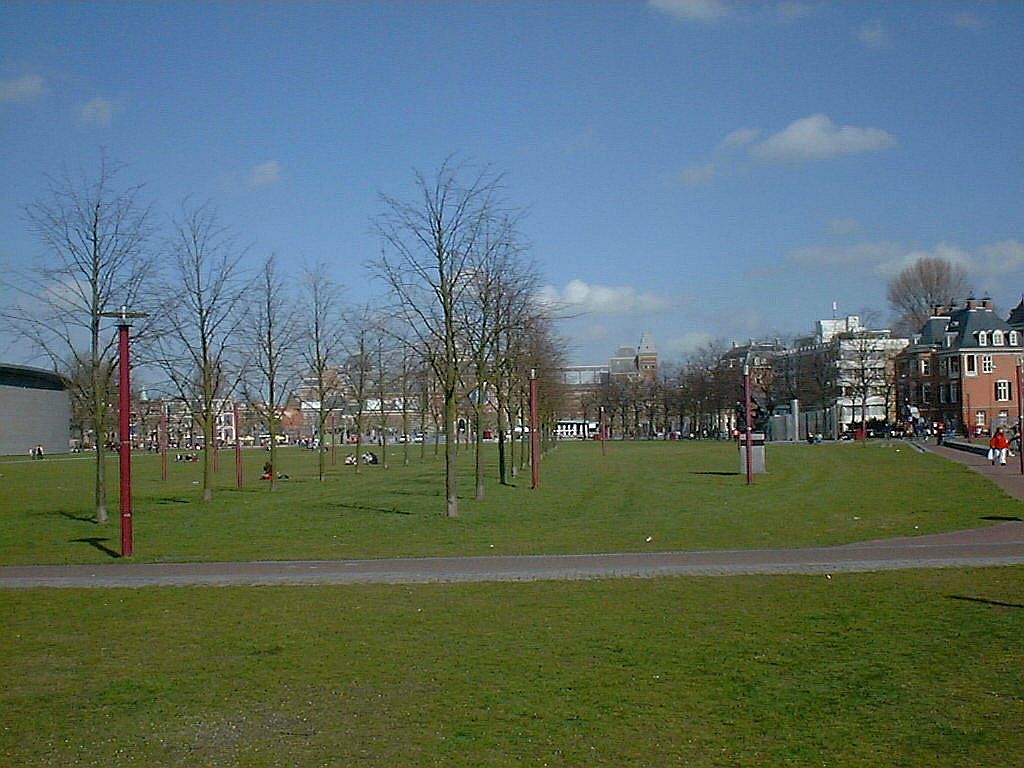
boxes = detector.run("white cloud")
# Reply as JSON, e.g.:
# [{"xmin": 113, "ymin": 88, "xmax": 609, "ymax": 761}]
[
  {"xmin": 718, "ymin": 127, "xmax": 760, "ymax": 150},
  {"xmin": 750, "ymin": 113, "xmax": 895, "ymax": 163},
  {"xmin": 786, "ymin": 241, "xmax": 903, "ymax": 270},
  {"xmin": 856, "ymin": 18, "xmax": 889, "ymax": 48},
  {"xmin": 775, "ymin": 1, "xmax": 814, "ymax": 22},
  {"xmin": 951, "ymin": 12, "xmax": 983, "ymax": 30},
  {"xmin": 784, "ymin": 239, "xmax": 1024, "ymax": 284},
  {"xmin": 249, "ymin": 160, "xmax": 282, "ymax": 187},
  {"xmin": 0, "ymin": 74, "xmax": 45, "ymax": 103},
  {"xmin": 79, "ymin": 96, "xmax": 121, "ymax": 126},
  {"xmin": 977, "ymin": 240, "xmax": 1024, "ymax": 274},
  {"xmin": 678, "ymin": 160, "xmax": 718, "ymax": 187},
  {"xmin": 649, "ymin": 0, "xmax": 731, "ymax": 22},
  {"xmin": 827, "ymin": 217, "xmax": 861, "ymax": 236},
  {"xmin": 665, "ymin": 331, "xmax": 715, "ymax": 355},
  {"xmin": 538, "ymin": 279, "xmax": 670, "ymax": 316}
]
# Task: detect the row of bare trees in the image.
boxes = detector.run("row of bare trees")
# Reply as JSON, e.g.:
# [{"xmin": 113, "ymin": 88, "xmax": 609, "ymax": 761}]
[{"xmin": 4, "ymin": 155, "xmax": 560, "ymax": 522}]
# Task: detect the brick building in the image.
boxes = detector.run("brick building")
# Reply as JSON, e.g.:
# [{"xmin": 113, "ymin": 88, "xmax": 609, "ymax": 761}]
[{"xmin": 896, "ymin": 298, "xmax": 1023, "ymax": 435}]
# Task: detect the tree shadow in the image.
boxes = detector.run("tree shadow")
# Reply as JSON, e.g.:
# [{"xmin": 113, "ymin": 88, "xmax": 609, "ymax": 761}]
[
  {"xmin": 70, "ymin": 537, "xmax": 121, "ymax": 559},
  {"xmin": 58, "ymin": 511, "xmax": 99, "ymax": 524},
  {"xmin": 155, "ymin": 497, "xmax": 191, "ymax": 505},
  {"xmin": 947, "ymin": 595, "xmax": 1024, "ymax": 609},
  {"xmin": 690, "ymin": 471, "xmax": 740, "ymax": 477},
  {"xmin": 333, "ymin": 503, "xmax": 413, "ymax": 516},
  {"xmin": 979, "ymin": 515, "xmax": 1022, "ymax": 521}
]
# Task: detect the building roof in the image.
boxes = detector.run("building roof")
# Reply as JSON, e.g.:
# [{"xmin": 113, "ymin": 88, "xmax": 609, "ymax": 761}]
[
  {"xmin": 906, "ymin": 299, "xmax": 1019, "ymax": 353},
  {"xmin": 0, "ymin": 364, "xmax": 66, "ymax": 391}
]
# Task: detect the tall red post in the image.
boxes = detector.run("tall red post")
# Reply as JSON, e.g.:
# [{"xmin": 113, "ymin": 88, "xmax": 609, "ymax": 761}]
[
  {"xmin": 529, "ymin": 368, "xmax": 540, "ymax": 489},
  {"xmin": 1017, "ymin": 364, "xmax": 1023, "ymax": 476},
  {"xmin": 744, "ymin": 364, "xmax": 754, "ymax": 486},
  {"xmin": 159, "ymin": 409, "xmax": 168, "ymax": 481},
  {"xmin": 117, "ymin": 322, "xmax": 133, "ymax": 557},
  {"xmin": 234, "ymin": 401, "xmax": 243, "ymax": 488}
]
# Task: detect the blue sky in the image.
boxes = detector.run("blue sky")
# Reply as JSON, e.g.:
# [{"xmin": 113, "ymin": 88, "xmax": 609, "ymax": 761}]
[{"xmin": 2, "ymin": 1, "xmax": 1022, "ymax": 365}]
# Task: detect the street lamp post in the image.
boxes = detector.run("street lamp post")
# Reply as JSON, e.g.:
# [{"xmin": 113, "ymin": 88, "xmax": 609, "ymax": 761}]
[
  {"xmin": 101, "ymin": 306, "xmax": 147, "ymax": 558},
  {"xmin": 234, "ymin": 401, "xmax": 244, "ymax": 488},
  {"xmin": 743, "ymin": 362, "xmax": 754, "ymax": 486},
  {"xmin": 529, "ymin": 368, "xmax": 540, "ymax": 489}
]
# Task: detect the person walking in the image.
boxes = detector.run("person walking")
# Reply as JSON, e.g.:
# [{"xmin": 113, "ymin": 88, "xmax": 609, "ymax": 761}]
[{"xmin": 989, "ymin": 428, "xmax": 1010, "ymax": 466}]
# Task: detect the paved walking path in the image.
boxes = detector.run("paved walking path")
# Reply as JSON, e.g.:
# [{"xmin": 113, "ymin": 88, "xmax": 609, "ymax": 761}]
[{"xmin": 2, "ymin": 442, "xmax": 1022, "ymax": 589}]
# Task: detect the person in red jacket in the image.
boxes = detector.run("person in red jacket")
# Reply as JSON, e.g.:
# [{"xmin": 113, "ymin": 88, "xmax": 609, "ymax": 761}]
[{"xmin": 989, "ymin": 428, "xmax": 1010, "ymax": 466}]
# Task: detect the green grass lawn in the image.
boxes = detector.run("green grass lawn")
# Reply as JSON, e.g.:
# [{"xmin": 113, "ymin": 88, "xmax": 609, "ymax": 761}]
[
  {"xmin": 2, "ymin": 567, "xmax": 1021, "ymax": 767},
  {"xmin": 0, "ymin": 440, "xmax": 1020, "ymax": 565}
]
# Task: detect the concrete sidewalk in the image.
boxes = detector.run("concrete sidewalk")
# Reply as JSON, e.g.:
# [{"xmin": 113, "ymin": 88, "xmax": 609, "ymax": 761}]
[
  {"xmin": 1, "ymin": 521, "xmax": 1022, "ymax": 588},
  {"xmin": 923, "ymin": 439, "xmax": 1024, "ymax": 503}
]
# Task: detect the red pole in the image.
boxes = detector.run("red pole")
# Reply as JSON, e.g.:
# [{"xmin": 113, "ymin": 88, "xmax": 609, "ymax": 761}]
[
  {"xmin": 330, "ymin": 413, "xmax": 337, "ymax": 466},
  {"xmin": 530, "ymin": 369, "xmax": 540, "ymax": 489},
  {"xmin": 234, "ymin": 401, "xmax": 243, "ymax": 488},
  {"xmin": 744, "ymin": 364, "xmax": 754, "ymax": 486},
  {"xmin": 159, "ymin": 409, "xmax": 168, "ymax": 481},
  {"xmin": 117, "ymin": 322, "xmax": 133, "ymax": 557},
  {"xmin": 1017, "ymin": 364, "xmax": 1023, "ymax": 476}
]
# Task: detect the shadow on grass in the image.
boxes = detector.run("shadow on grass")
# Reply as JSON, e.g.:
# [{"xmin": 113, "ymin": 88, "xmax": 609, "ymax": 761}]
[
  {"xmin": 58, "ymin": 511, "xmax": 99, "ymax": 524},
  {"xmin": 980, "ymin": 515, "xmax": 1022, "ymax": 521},
  {"xmin": 690, "ymin": 471, "xmax": 740, "ymax": 477},
  {"xmin": 947, "ymin": 595, "xmax": 1024, "ymax": 609},
  {"xmin": 155, "ymin": 498, "xmax": 192, "ymax": 505},
  {"xmin": 334, "ymin": 503, "xmax": 413, "ymax": 516},
  {"xmin": 70, "ymin": 537, "xmax": 120, "ymax": 558}
]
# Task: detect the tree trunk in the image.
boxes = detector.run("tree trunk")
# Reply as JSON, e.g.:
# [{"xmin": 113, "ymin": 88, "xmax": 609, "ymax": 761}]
[
  {"xmin": 474, "ymin": 400, "xmax": 485, "ymax": 500},
  {"xmin": 444, "ymin": 389, "xmax": 459, "ymax": 518},
  {"xmin": 202, "ymin": 419, "xmax": 214, "ymax": 502}
]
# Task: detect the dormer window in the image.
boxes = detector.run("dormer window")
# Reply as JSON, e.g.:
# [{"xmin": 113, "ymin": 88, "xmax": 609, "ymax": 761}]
[
  {"xmin": 978, "ymin": 331, "xmax": 988, "ymax": 346},
  {"xmin": 993, "ymin": 330, "xmax": 1004, "ymax": 346},
  {"xmin": 1011, "ymin": 331, "xmax": 1020, "ymax": 346}
]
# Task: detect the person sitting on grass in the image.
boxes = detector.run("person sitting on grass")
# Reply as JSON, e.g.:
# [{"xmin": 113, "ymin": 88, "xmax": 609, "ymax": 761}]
[{"xmin": 989, "ymin": 428, "xmax": 1010, "ymax": 466}]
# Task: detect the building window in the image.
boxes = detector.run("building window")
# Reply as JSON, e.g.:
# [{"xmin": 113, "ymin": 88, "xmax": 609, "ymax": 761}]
[
  {"xmin": 921, "ymin": 384, "xmax": 931, "ymax": 403},
  {"xmin": 996, "ymin": 380, "xmax": 1012, "ymax": 402},
  {"xmin": 950, "ymin": 356, "xmax": 960, "ymax": 374},
  {"xmin": 939, "ymin": 357, "xmax": 949, "ymax": 375},
  {"xmin": 976, "ymin": 410, "xmax": 986, "ymax": 426},
  {"xmin": 993, "ymin": 330, "xmax": 1004, "ymax": 346},
  {"xmin": 999, "ymin": 410, "xmax": 1009, "ymax": 427},
  {"xmin": 965, "ymin": 354, "xmax": 976, "ymax": 375},
  {"xmin": 982, "ymin": 355, "xmax": 994, "ymax": 374},
  {"xmin": 920, "ymin": 358, "xmax": 931, "ymax": 376},
  {"xmin": 950, "ymin": 382, "xmax": 959, "ymax": 403},
  {"xmin": 1011, "ymin": 331, "xmax": 1020, "ymax": 346},
  {"xmin": 939, "ymin": 385, "xmax": 948, "ymax": 404},
  {"xmin": 979, "ymin": 331, "xmax": 988, "ymax": 346}
]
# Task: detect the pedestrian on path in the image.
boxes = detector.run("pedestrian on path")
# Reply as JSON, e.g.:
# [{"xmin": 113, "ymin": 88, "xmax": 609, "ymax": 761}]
[{"xmin": 989, "ymin": 428, "xmax": 1010, "ymax": 466}]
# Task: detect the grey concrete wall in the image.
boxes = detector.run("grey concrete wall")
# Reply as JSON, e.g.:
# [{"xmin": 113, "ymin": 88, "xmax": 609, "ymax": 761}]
[{"xmin": 0, "ymin": 384, "xmax": 71, "ymax": 456}]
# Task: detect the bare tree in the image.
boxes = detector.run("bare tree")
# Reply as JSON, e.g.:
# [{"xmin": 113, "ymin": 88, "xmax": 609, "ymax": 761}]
[
  {"xmin": 300, "ymin": 262, "xmax": 345, "ymax": 482},
  {"xmin": 372, "ymin": 159, "xmax": 507, "ymax": 518},
  {"xmin": 6, "ymin": 155, "xmax": 153, "ymax": 523},
  {"xmin": 343, "ymin": 307, "xmax": 376, "ymax": 474},
  {"xmin": 245, "ymin": 255, "xmax": 301, "ymax": 490},
  {"xmin": 887, "ymin": 256, "xmax": 971, "ymax": 334},
  {"xmin": 150, "ymin": 202, "xmax": 250, "ymax": 502}
]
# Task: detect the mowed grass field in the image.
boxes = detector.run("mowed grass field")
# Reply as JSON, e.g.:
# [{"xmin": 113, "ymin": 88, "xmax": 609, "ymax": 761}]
[
  {"xmin": 1, "ymin": 567, "xmax": 1022, "ymax": 767},
  {"xmin": 0, "ymin": 440, "xmax": 1020, "ymax": 565}
]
